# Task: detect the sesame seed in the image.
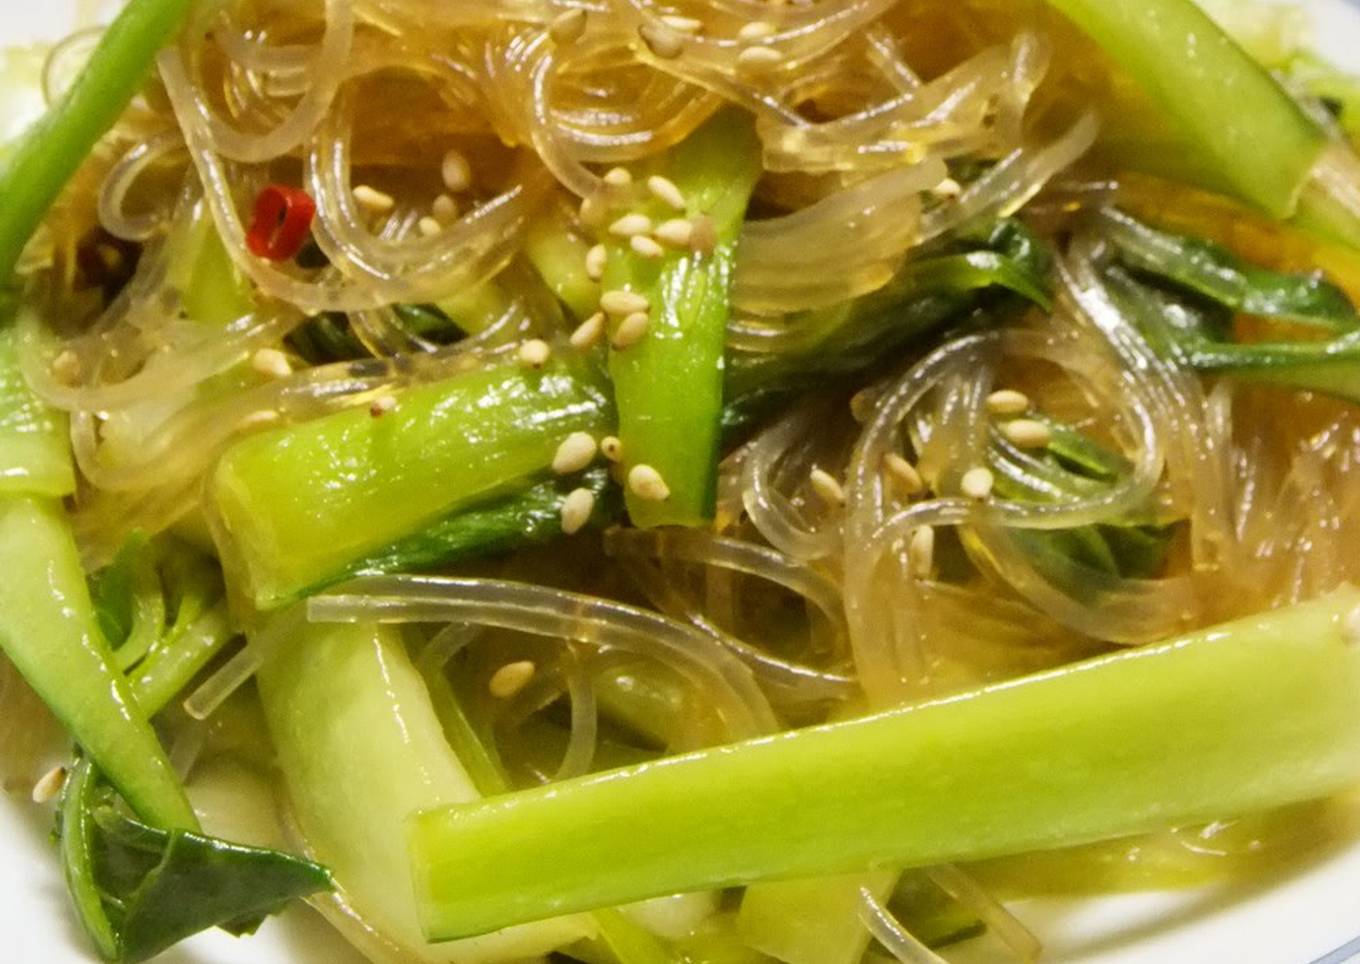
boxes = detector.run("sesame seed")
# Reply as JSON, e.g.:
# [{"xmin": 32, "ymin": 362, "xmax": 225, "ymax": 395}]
[
  {"xmin": 654, "ymin": 218, "xmax": 694, "ymax": 247},
  {"xmin": 884, "ymin": 453, "xmax": 925, "ymax": 496},
  {"xmin": 441, "ymin": 148, "xmax": 473, "ymax": 193},
  {"xmin": 579, "ymin": 194, "xmax": 607, "ymax": 228},
  {"xmin": 560, "ymin": 487, "xmax": 596, "ymax": 535},
  {"xmin": 569, "ymin": 312, "xmax": 605, "ymax": 350},
  {"xmin": 630, "ymin": 235, "xmax": 665, "ymax": 259},
  {"xmin": 639, "ymin": 22, "xmax": 686, "ymax": 59},
  {"xmin": 849, "ymin": 388, "xmax": 876, "ymax": 423},
  {"xmin": 737, "ymin": 20, "xmax": 777, "ymax": 41},
  {"xmin": 489, "ymin": 660, "xmax": 537, "ymax": 699},
  {"xmin": 609, "ymin": 213, "xmax": 654, "ymax": 238},
  {"xmin": 250, "ymin": 347, "xmax": 292, "ymax": 378},
  {"xmin": 51, "ymin": 349, "xmax": 81, "ymax": 385},
  {"xmin": 1345, "ymin": 603, "xmax": 1360, "ymax": 646},
  {"xmin": 611, "ymin": 311, "xmax": 651, "ymax": 348},
  {"xmin": 736, "ymin": 45, "xmax": 785, "ymax": 71},
  {"xmin": 985, "ymin": 389, "xmax": 1030, "ymax": 416},
  {"xmin": 660, "ymin": 14, "xmax": 703, "ymax": 33},
  {"xmin": 352, "ymin": 184, "xmax": 395, "ymax": 213},
  {"xmin": 809, "ymin": 468, "xmax": 846, "ymax": 507},
  {"xmin": 585, "ymin": 243, "xmax": 608, "ymax": 280},
  {"xmin": 603, "ymin": 167, "xmax": 633, "ymax": 189},
  {"xmin": 431, "ymin": 193, "xmax": 459, "ymax": 223},
  {"xmin": 932, "ymin": 177, "xmax": 963, "ymax": 200},
  {"xmin": 600, "ymin": 289, "xmax": 649, "ymax": 316},
  {"xmin": 418, "ymin": 216, "xmax": 443, "ymax": 238},
  {"xmin": 600, "ymin": 435, "xmax": 623, "ymax": 462},
  {"xmin": 369, "ymin": 394, "xmax": 397, "ymax": 417},
  {"xmin": 548, "ymin": 8, "xmax": 588, "ymax": 43},
  {"xmin": 908, "ymin": 525, "xmax": 935, "ymax": 578},
  {"xmin": 31, "ymin": 765, "xmax": 66, "ymax": 804},
  {"xmin": 629, "ymin": 463, "xmax": 671, "ymax": 501},
  {"xmin": 518, "ymin": 338, "xmax": 552, "ymax": 369},
  {"xmin": 961, "ymin": 466, "xmax": 994, "ymax": 501},
  {"xmin": 239, "ymin": 409, "xmax": 280, "ymax": 430},
  {"xmin": 1001, "ymin": 418, "xmax": 1052, "ymax": 450},
  {"xmin": 688, "ymin": 215, "xmax": 717, "ymax": 254},
  {"xmin": 646, "ymin": 174, "xmax": 686, "ymax": 211},
  {"xmin": 552, "ymin": 431, "xmax": 599, "ymax": 474}
]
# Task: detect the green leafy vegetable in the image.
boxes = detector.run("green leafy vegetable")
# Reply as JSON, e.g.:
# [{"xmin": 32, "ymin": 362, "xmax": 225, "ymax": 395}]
[
  {"xmin": 59, "ymin": 759, "xmax": 332, "ymax": 964},
  {"xmin": 0, "ymin": 0, "xmax": 196, "ymax": 285},
  {"xmin": 409, "ymin": 587, "xmax": 1360, "ymax": 938}
]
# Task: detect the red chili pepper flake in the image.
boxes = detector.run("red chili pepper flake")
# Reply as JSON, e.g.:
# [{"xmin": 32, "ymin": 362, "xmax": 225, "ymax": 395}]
[{"xmin": 246, "ymin": 185, "xmax": 316, "ymax": 261}]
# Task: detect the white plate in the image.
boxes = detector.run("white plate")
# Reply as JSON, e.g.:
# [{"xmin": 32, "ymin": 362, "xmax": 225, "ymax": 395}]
[{"xmin": 2, "ymin": 2, "xmax": 1360, "ymax": 962}]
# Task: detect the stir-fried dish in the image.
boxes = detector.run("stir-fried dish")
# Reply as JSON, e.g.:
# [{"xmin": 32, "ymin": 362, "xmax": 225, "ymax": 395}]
[{"xmin": 2, "ymin": 0, "xmax": 1360, "ymax": 961}]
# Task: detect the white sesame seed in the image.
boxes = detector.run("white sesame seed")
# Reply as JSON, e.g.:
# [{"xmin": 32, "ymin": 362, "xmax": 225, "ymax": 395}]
[
  {"xmin": 646, "ymin": 174, "xmax": 686, "ymax": 211},
  {"xmin": 552, "ymin": 431, "xmax": 598, "ymax": 474},
  {"xmin": 441, "ymin": 148, "xmax": 473, "ymax": 193},
  {"xmin": 629, "ymin": 463, "xmax": 671, "ymax": 501},
  {"xmin": 51, "ymin": 349, "xmax": 81, "ymax": 385},
  {"xmin": 518, "ymin": 338, "xmax": 552, "ymax": 369},
  {"xmin": 369, "ymin": 394, "xmax": 397, "ymax": 417},
  {"xmin": 579, "ymin": 194, "xmax": 607, "ymax": 228},
  {"xmin": 585, "ymin": 243, "xmax": 608, "ymax": 281},
  {"xmin": 961, "ymin": 466, "xmax": 994, "ymax": 501},
  {"xmin": 418, "ymin": 216, "xmax": 443, "ymax": 238},
  {"xmin": 31, "ymin": 765, "xmax": 66, "ymax": 804},
  {"xmin": 809, "ymin": 468, "xmax": 846, "ymax": 507},
  {"xmin": 932, "ymin": 177, "xmax": 963, "ymax": 200},
  {"xmin": 352, "ymin": 184, "xmax": 395, "ymax": 213},
  {"xmin": 489, "ymin": 660, "xmax": 537, "ymax": 699},
  {"xmin": 560, "ymin": 487, "xmax": 596, "ymax": 535},
  {"xmin": 569, "ymin": 312, "xmax": 606, "ymax": 350},
  {"xmin": 239, "ymin": 409, "xmax": 280, "ymax": 430},
  {"xmin": 884, "ymin": 453, "xmax": 925, "ymax": 497},
  {"xmin": 639, "ymin": 22, "xmax": 686, "ymax": 59},
  {"xmin": 250, "ymin": 347, "xmax": 292, "ymax": 378},
  {"xmin": 431, "ymin": 193, "xmax": 459, "ymax": 223},
  {"xmin": 1345, "ymin": 603, "xmax": 1360, "ymax": 646},
  {"xmin": 603, "ymin": 167, "xmax": 633, "ymax": 189},
  {"xmin": 688, "ymin": 215, "xmax": 717, "ymax": 254},
  {"xmin": 600, "ymin": 435, "xmax": 623, "ymax": 462},
  {"xmin": 660, "ymin": 14, "xmax": 703, "ymax": 33},
  {"xmin": 985, "ymin": 389, "xmax": 1030, "ymax": 416},
  {"xmin": 654, "ymin": 218, "xmax": 694, "ymax": 247},
  {"xmin": 908, "ymin": 525, "xmax": 935, "ymax": 578},
  {"xmin": 737, "ymin": 20, "xmax": 777, "ymax": 41},
  {"xmin": 609, "ymin": 213, "xmax": 654, "ymax": 238},
  {"xmin": 548, "ymin": 8, "xmax": 588, "ymax": 43},
  {"xmin": 1001, "ymin": 418, "xmax": 1052, "ymax": 450},
  {"xmin": 630, "ymin": 235, "xmax": 665, "ymax": 259},
  {"xmin": 611, "ymin": 311, "xmax": 651, "ymax": 349},
  {"xmin": 736, "ymin": 45, "xmax": 785, "ymax": 71},
  {"xmin": 600, "ymin": 289, "xmax": 649, "ymax": 316}
]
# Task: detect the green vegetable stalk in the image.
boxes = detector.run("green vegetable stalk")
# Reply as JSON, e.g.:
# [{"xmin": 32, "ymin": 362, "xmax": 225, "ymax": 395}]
[
  {"xmin": 209, "ymin": 358, "xmax": 612, "ymax": 609},
  {"xmin": 410, "ymin": 588, "xmax": 1360, "ymax": 938},
  {"xmin": 0, "ymin": 0, "xmax": 196, "ymax": 284},
  {"xmin": 602, "ymin": 113, "xmax": 762, "ymax": 527},
  {"xmin": 1042, "ymin": 0, "xmax": 1326, "ymax": 221}
]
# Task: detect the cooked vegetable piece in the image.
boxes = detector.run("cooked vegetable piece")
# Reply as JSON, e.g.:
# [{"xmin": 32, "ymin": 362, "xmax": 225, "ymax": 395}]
[
  {"xmin": 0, "ymin": 0, "xmax": 195, "ymax": 283},
  {"xmin": 209, "ymin": 358, "xmax": 613, "ymax": 608},
  {"xmin": 0, "ymin": 495, "xmax": 194, "ymax": 831},
  {"xmin": 0, "ymin": 320, "xmax": 74, "ymax": 496},
  {"xmin": 59, "ymin": 759, "xmax": 331, "ymax": 964},
  {"xmin": 1042, "ymin": 0, "xmax": 1326, "ymax": 220},
  {"xmin": 256, "ymin": 618, "xmax": 595, "ymax": 963},
  {"xmin": 738, "ymin": 871, "xmax": 897, "ymax": 964},
  {"xmin": 410, "ymin": 587, "xmax": 1360, "ymax": 937},
  {"xmin": 602, "ymin": 112, "xmax": 762, "ymax": 526}
]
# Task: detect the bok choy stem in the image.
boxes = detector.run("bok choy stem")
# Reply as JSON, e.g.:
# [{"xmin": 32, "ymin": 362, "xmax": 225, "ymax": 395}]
[
  {"xmin": 409, "ymin": 588, "xmax": 1360, "ymax": 938},
  {"xmin": 0, "ymin": 0, "xmax": 195, "ymax": 284}
]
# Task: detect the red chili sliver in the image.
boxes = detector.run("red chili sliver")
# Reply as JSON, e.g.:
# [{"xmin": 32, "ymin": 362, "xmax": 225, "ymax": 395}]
[{"xmin": 246, "ymin": 185, "xmax": 316, "ymax": 261}]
